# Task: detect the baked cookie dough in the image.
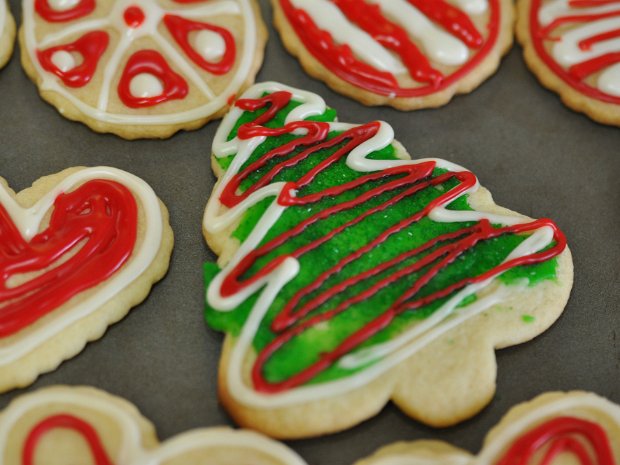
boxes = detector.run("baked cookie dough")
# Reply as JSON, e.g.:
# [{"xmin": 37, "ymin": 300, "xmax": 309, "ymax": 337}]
[
  {"xmin": 272, "ymin": 0, "xmax": 514, "ymax": 109},
  {"xmin": 202, "ymin": 82, "xmax": 574, "ymax": 438},
  {"xmin": 0, "ymin": 167, "xmax": 173, "ymax": 392},
  {"xmin": 0, "ymin": 0, "xmax": 15, "ymax": 69},
  {"xmin": 20, "ymin": 0, "xmax": 267, "ymax": 139}
]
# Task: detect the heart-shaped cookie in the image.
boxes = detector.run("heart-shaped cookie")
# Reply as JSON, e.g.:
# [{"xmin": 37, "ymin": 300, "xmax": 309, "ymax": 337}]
[
  {"xmin": 202, "ymin": 82, "xmax": 573, "ymax": 438},
  {"xmin": 0, "ymin": 385, "xmax": 307, "ymax": 465},
  {"xmin": 0, "ymin": 167, "xmax": 173, "ymax": 392},
  {"xmin": 0, "ymin": 0, "xmax": 15, "ymax": 69},
  {"xmin": 354, "ymin": 392, "xmax": 620, "ymax": 465}
]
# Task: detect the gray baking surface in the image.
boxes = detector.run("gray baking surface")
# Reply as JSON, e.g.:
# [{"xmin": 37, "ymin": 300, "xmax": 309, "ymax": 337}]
[{"xmin": 1, "ymin": 0, "xmax": 619, "ymax": 462}]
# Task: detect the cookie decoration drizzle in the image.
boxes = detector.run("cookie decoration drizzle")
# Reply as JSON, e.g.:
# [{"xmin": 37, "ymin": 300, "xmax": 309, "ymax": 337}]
[
  {"xmin": 21, "ymin": 0, "xmax": 266, "ymax": 138},
  {"xmin": 272, "ymin": 0, "xmax": 513, "ymax": 108},
  {"xmin": 0, "ymin": 167, "xmax": 173, "ymax": 393},
  {"xmin": 203, "ymin": 82, "xmax": 573, "ymax": 436},
  {"xmin": 530, "ymin": 0, "xmax": 620, "ymax": 102},
  {"xmin": 0, "ymin": 386, "xmax": 308, "ymax": 465},
  {"xmin": 354, "ymin": 392, "xmax": 619, "ymax": 465}
]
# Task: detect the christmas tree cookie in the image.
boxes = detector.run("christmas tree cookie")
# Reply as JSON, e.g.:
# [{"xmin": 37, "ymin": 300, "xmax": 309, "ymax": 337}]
[
  {"xmin": 355, "ymin": 392, "xmax": 620, "ymax": 465},
  {"xmin": 0, "ymin": 385, "xmax": 307, "ymax": 465},
  {"xmin": 271, "ymin": 0, "xmax": 515, "ymax": 109},
  {"xmin": 19, "ymin": 0, "xmax": 267, "ymax": 139},
  {"xmin": 203, "ymin": 82, "xmax": 573, "ymax": 438},
  {"xmin": 518, "ymin": 0, "xmax": 620, "ymax": 126},
  {"xmin": 0, "ymin": 0, "xmax": 15, "ymax": 69}
]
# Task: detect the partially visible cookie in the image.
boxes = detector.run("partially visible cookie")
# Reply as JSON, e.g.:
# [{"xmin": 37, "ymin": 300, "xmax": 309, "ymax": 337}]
[
  {"xmin": 518, "ymin": 0, "xmax": 620, "ymax": 126},
  {"xmin": 20, "ymin": 0, "xmax": 267, "ymax": 139},
  {"xmin": 0, "ymin": 167, "xmax": 173, "ymax": 392},
  {"xmin": 0, "ymin": 385, "xmax": 308, "ymax": 465},
  {"xmin": 354, "ymin": 392, "xmax": 620, "ymax": 465},
  {"xmin": 0, "ymin": 0, "xmax": 15, "ymax": 69},
  {"xmin": 271, "ymin": 0, "xmax": 514, "ymax": 109}
]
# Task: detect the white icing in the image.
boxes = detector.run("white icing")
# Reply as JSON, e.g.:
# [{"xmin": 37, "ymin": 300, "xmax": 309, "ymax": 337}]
[
  {"xmin": 0, "ymin": 388, "xmax": 308, "ymax": 465},
  {"xmin": 372, "ymin": 453, "xmax": 471, "ymax": 465},
  {"xmin": 48, "ymin": 0, "xmax": 79, "ymax": 12},
  {"xmin": 23, "ymin": 0, "xmax": 257, "ymax": 125},
  {"xmin": 538, "ymin": 0, "xmax": 620, "ymax": 96},
  {"xmin": 0, "ymin": 167, "xmax": 163, "ymax": 366},
  {"xmin": 194, "ymin": 29, "xmax": 226, "ymax": 61},
  {"xmin": 288, "ymin": 0, "xmax": 407, "ymax": 74},
  {"xmin": 453, "ymin": 0, "xmax": 488, "ymax": 15},
  {"xmin": 369, "ymin": 0, "xmax": 469, "ymax": 66},
  {"xmin": 598, "ymin": 62, "xmax": 620, "ymax": 96},
  {"xmin": 202, "ymin": 82, "xmax": 560, "ymax": 409},
  {"xmin": 51, "ymin": 50, "xmax": 77, "ymax": 72},
  {"xmin": 130, "ymin": 73, "xmax": 164, "ymax": 98}
]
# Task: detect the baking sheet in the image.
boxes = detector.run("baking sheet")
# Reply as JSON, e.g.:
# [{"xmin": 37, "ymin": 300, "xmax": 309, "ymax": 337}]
[{"xmin": 1, "ymin": 0, "xmax": 619, "ymax": 462}]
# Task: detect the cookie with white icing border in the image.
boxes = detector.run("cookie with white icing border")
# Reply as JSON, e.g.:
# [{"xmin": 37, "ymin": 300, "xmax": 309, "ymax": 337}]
[
  {"xmin": 271, "ymin": 0, "xmax": 514, "ymax": 110},
  {"xmin": 517, "ymin": 0, "xmax": 620, "ymax": 126},
  {"xmin": 202, "ymin": 82, "xmax": 573, "ymax": 438},
  {"xmin": 354, "ymin": 392, "xmax": 620, "ymax": 465},
  {"xmin": 0, "ymin": 385, "xmax": 307, "ymax": 465},
  {"xmin": 19, "ymin": 0, "xmax": 267, "ymax": 139},
  {"xmin": 0, "ymin": 167, "xmax": 173, "ymax": 392},
  {"xmin": 0, "ymin": 0, "xmax": 15, "ymax": 69}
]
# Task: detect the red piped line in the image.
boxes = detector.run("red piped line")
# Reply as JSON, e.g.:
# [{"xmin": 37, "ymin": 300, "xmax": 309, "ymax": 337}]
[{"xmin": 579, "ymin": 28, "xmax": 620, "ymax": 50}]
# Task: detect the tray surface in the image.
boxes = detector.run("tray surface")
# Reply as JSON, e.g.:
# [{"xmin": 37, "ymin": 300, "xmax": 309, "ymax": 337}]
[{"xmin": 1, "ymin": 1, "xmax": 619, "ymax": 463}]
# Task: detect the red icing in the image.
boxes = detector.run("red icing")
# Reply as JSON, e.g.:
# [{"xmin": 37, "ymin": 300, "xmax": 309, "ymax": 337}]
[
  {"xmin": 220, "ymin": 92, "xmax": 567, "ymax": 392},
  {"xmin": 37, "ymin": 31, "xmax": 109, "ymax": 88},
  {"xmin": 117, "ymin": 50, "xmax": 189, "ymax": 108},
  {"xmin": 35, "ymin": 0, "xmax": 95, "ymax": 22},
  {"xmin": 496, "ymin": 417, "xmax": 616, "ymax": 465},
  {"xmin": 0, "ymin": 180, "xmax": 137, "ymax": 338},
  {"xmin": 278, "ymin": 0, "xmax": 499, "ymax": 97},
  {"xmin": 23, "ymin": 414, "xmax": 114, "ymax": 465},
  {"xmin": 123, "ymin": 5, "xmax": 145, "ymax": 28},
  {"xmin": 163, "ymin": 14, "xmax": 236, "ymax": 75},
  {"xmin": 530, "ymin": 0, "xmax": 620, "ymax": 104}
]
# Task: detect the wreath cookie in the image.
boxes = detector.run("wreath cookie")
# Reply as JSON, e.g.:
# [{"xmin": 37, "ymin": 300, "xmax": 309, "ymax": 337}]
[
  {"xmin": 0, "ymin": 0, "xmax": 15, "ymax": 69},
  {"xmin": 0, "ymin": 385, "xmax": 307, "ymax": 465},
  {"xmin": 518, "ymin": 0, "xmax": 620, "ymax": 126},
  {"xmin": 271, "ymin": 0, "xmax": 514, "ymax": 109},
  {"xmin": 202, "ymin": 82, "xmax": 574, "ymax": 438},
  {"xmin": 0, "ymin": 167, "xmax": 173, "ymax": 392},
  {"xmin": 355, "ymin": 392, "xmax": 620, "ymax": 465},
  {"xmin": 20, "ymin": 0, "xmax": 267, "ymax": 139}
]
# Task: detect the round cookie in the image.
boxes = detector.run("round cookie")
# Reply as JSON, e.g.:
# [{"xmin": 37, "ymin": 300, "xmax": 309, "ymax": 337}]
[
  {"xmin": 354, "ymin": 392, "xmax": 620, "ymax": 465},
  {"xmin": 518, "ymin": 0, "xmax": 620, "ymax": 126},
  {"xmin": 0, "ymin": 0, "xmax": 15, "ymax": 69},
  {"xmin": 0, "ymin": 167, "xmax": 174, "ymax": 392},
  {"xmin": 202, "ymin": 82, "xmax": 574, "ymax": 438},
  {"xmin": 271, "ymin": 0, "xmax": 514, "ymax": 109},
  {"xmin": 20, "ymin": 0, "xmax": 267, "ymax": 139},
  {"xmin": 0, "ymin": 385, "xmax": 308, "ymax": 465}
]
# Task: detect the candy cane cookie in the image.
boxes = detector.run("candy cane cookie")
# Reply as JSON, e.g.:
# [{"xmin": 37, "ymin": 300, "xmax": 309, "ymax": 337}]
[
  {"xmin": 0, "ymin": 385, "xmax": 308, "ymax": 465},
  {"xmin": 271, "ymin": 0, "xmax": 514, "ymax": 109},
  {"xmin": 0, "ymin": 167, "xmax": 173, "ymax": 392},
  {"xmin": 19, "ymin": 0, "xmax": 267, "ymax": 139},
  {"xmin": 518, "ymin": 0, "xmax": 620, "ymax": 126},
  {"xmin": 354, "ymin": 392, "xmax": 620, "ymax": 465},
  {"xmin": 0, "ymin": 0, "xmax": 15, "ymax": 69},
  {"xmin": 202, "ymin": 82, "xmax": 574, "ymax": 438}
]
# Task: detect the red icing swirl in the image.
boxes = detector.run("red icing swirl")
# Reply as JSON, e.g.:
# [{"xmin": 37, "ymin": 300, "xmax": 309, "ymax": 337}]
[
  {"xmin": 496, "ymin": 417, "xmax": 616, "ymax": 465},
  {"xmin": 220, "ymin": 91, "xmax": 567, "ymax": 393},
  {"xmin": 0, "ymin": 180, "xmax": 138, "ymax": 338},
  {"xmin": 35, "ymin": 0, "xmax": 95, "ymax": 23},
  {"xmin": 278, "ymin": 0, "xmax": 500, "ymax": 97}
]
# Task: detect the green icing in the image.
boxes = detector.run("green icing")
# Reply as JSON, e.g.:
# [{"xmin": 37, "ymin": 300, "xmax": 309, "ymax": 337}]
[{"xmin": 204, "ymin": 97, "xmax": 559, "ymax": 386}]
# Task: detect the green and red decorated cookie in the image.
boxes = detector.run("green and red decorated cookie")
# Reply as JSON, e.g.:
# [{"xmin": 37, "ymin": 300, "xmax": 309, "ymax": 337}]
[{"xmin": 202, "ymin": 82, "xmax": 574, "ymax": 438}]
